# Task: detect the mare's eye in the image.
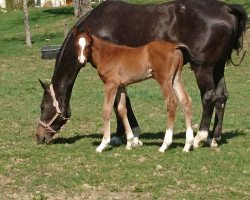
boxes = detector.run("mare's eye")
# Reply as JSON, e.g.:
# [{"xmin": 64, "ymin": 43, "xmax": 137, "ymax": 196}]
[{"xmin": 40, "ymin": 105, "xmax": 45, "ymax": 110}]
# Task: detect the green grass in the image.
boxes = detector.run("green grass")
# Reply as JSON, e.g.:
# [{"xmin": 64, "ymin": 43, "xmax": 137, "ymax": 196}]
[{"xmin": 0, "ymin": 2, "xmax": 250, "ymax": 199}]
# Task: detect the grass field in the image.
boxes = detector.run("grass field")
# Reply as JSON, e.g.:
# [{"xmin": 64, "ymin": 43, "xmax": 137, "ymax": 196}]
[{"xmin": 0, "ymin": 1, "xmax": 249, "ymax": 199}]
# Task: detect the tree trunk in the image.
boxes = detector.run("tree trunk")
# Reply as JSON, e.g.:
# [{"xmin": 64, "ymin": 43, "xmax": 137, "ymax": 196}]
[
  {"xmin": 23, "ymin": 0, "xmax": 32, "ymax": 47},
  {"xmin": 74, "ymin": 0, "xmax": 92, "ymax": 18}
]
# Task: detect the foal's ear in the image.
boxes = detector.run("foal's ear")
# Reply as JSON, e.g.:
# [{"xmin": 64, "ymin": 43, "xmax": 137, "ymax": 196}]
[{"xmin": 38, "ymin": 79, "xmax": 50, "ymax": 91}]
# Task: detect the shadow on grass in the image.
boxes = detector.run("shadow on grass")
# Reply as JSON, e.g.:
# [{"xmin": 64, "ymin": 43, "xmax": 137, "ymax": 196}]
[
  {"xmin": 51, "ymin": 133, "xmax": 100, "ymax": 144},
  {"xmin": 218, "ymin": 130, "xmax": 247, "ymax": 145},
  {"xmin": 50, "ymin": 129, "xmax": 246, "ymax": 149},
  {"xmin": 140, "ymin": 129, "xmax": 246, "ymax": 147}
]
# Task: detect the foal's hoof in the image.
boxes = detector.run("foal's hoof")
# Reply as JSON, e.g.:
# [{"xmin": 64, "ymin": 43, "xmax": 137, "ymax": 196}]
[
  {"xmin": 131, "ymin": 138, "xmax": 143, "ymax": 148},
  {"xmin": 110, "ymin": 136, "xmax": 122, "ymax": 146},
  {"xmin": 95, "ymin": 147, "xmax": 103, "ymax": 153},
  {"xmin": 159, "ymin": 145, "xmax": 167, "ymax": 153},
  {"xmin": 126, "ymin": 145, "xmax": 133, "ymax": 150}
]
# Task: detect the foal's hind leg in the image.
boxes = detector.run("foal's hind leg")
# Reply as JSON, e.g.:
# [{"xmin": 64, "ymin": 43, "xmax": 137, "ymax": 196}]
[
  {"xmin": 96, "ymin": 83, "xmax": 118, "ymax": 153},
  {"xmin": 116, "ymin": 87, "xmax": 136, "ymax": 150},
  {"xmin": 159, "ymin": 82, "xmax": 177, "ymax": 153},
  {"xmin": 173, "ymin": 73, "xmax": 194, "ymax": 152}
]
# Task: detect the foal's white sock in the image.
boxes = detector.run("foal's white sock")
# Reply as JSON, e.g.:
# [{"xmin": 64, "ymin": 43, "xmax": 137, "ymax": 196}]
[
  {"xmin": 126, "ymin": 132, "xmax": 134, "ymax": 150},
  {"xmin": 159, "ymin": 129, "xmax": 173, "ymax": 153},
  {"xmin": 96, "ymin": 138, "xmax": 110, "ymax": 153},
  {"xmin": 183, "ymin": 128, "xmax": 194, "ymax": 152}
]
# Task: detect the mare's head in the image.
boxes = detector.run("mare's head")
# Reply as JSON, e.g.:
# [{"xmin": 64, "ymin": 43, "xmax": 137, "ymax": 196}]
[
  {"xmin": 36, "ymin": 80, "xmax": 70, "ymax": 144},
  {"xmin": 75, "ymin": 31, "xmax": 92, "ymax": 65}
]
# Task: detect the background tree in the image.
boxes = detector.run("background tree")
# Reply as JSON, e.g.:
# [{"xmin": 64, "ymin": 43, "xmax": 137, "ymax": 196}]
[
  {"xmin": 73, "ymin": 0, "xmax": 92, "ymax": 18},
  {"xmin": 23, "ymin": 0, "xmax": 32, "ymax": 47}
]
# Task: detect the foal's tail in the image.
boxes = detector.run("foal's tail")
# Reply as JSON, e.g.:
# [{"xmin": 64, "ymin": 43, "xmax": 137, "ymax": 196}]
[{"xmin": 176, "ymin": 44, "xmax": 203, "ymax": 67}]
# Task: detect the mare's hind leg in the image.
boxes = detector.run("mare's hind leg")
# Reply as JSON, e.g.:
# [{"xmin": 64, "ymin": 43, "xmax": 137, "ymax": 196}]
[
  {"xmin": 116, "ymin": 87, "xmax": 136, "ymax": 150},
  {"xmin": 193, "ymin": 66, "xmax": 216, "ymax": 148},
  {"xmin": 159, "ymin": 82, "xmax": 177, "ymax": 153},
  {"xmin": 96, "ymin": 83, "xmax": 118, "ymax": 153},
  {"xmin": 173, "ymin": 72, "xmax": 194, "ymax": 152},
  {"xmin": 208, "ymin": 67, "xmax": 228, "ymax": 147}
]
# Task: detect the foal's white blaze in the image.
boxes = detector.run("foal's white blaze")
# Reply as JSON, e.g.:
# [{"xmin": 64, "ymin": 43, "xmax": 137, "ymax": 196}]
[
  {"xmin": 159, "ymin": 129, "xmax": 173, "ymax": 153},
  {"xmin": 78, "ymin": 37, "xmax": 87, "ymax": 64}
]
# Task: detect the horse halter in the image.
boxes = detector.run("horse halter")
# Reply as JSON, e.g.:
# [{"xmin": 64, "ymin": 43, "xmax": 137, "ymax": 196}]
[{"xmin": 38, "ymin": 84, "xmax": 69, "ymax": 134}]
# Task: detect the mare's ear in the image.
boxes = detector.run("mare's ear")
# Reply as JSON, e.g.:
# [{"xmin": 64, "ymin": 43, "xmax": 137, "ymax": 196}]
[
  {"xmin": 72, "ymin": 26, "xmax": 79, "ymax": 37},
  {"xmin": 38, "ymin": 79, "xmax": 50, "ymax": 91}
]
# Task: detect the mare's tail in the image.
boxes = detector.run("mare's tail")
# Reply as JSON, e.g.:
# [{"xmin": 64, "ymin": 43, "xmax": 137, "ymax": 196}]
[
  {"xmin": 177, "ymin": 44, "xmax": 203, "ymax": 67},
  {"xmin": 228, "ymin": 4, "xmax": 248, "ymax": 54}
]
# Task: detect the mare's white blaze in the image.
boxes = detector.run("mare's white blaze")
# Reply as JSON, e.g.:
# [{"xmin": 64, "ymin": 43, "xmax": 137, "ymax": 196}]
[
  {"xmin": 78, "ymin": 37, "xmax": 87, "ymax": 64},
  {"xmin": 159, "ymin": 129, "xmax": 173, "ymax": 153},
  {"xmin": 193, "ymin": 130, "xmax": 208, "ymax": 148}
]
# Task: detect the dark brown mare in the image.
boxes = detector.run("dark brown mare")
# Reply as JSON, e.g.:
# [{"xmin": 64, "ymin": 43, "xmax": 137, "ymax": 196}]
[
  {"xmin": 36, "ymin": 0, "xmax": 247, "ymax": 148},
  {"xmin": 75, "ymin": 31, "xmax": 196, "ymax": 152}
]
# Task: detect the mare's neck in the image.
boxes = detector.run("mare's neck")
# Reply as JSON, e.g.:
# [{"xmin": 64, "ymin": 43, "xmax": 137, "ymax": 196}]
[{"xmin": 51, "ymin": 37, "xmax": 82, "ymax": 115}]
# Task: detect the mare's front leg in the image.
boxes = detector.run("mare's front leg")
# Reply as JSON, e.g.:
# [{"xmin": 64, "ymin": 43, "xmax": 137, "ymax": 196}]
[
  {"xmin": 193, "ymin": 66, "xmax": 216, "ymax": 148},
  {"xmin": 96, "ymin": 83, "xmax": 118, "ymax": 153}
]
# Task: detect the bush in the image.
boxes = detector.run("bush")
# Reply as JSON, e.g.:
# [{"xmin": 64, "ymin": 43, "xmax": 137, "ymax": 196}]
[{"xmin": 6, "ymin": 0, "xmax": 35, "ymax": 11}]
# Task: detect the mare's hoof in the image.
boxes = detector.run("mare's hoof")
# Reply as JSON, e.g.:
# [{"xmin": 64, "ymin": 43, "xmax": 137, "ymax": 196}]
[
  {"xmin": 110, "ymin": 136, "xmax": 122, "ymax": 146},
  {"xmin": 206, "ymin": 138, "xmax": 219, "ymax": 147},
  {"xmin": 193, "ymin": 139, "xmax": 201, "ymax": 149}
]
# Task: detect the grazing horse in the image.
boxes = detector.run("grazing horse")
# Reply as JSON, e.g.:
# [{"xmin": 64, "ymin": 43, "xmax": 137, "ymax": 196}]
[
  {"xmin": 36, "ymin": 0, "xmax": 247, "ymax": 148},
  {"xmin": 75, "ymin": 31, "xmax": 196, "ymax": 152}
]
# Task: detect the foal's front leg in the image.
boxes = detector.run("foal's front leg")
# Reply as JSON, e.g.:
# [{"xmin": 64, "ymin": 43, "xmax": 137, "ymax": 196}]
[
  {"xmin": 116, "ymin": 87, "xmax": 135, "ymax": 150},
  {"xmin": 96, "ymin": 83, "xmax": 118, "ymax": 153}
]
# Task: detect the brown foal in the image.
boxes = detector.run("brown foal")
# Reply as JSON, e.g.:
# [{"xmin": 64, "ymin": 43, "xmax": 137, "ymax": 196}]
[{"xmin": 75, "ymin": 31, "xmax": 194, "ymax": 153}]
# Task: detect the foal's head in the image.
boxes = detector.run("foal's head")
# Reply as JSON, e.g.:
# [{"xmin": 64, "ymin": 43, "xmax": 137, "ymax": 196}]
[{"xmin": 75, "ymin": 31, "xmax": 92, "ymax": 65}]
